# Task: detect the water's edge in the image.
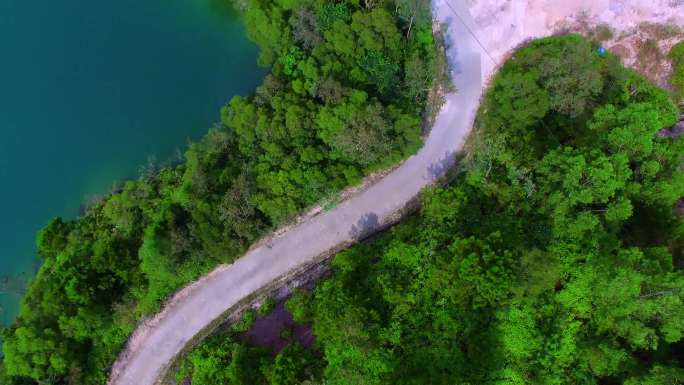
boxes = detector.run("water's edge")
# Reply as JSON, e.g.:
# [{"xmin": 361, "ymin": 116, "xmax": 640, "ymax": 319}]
[{"xmin": 0, "ymin": 0, "xmax": 264, "ymax": 326}]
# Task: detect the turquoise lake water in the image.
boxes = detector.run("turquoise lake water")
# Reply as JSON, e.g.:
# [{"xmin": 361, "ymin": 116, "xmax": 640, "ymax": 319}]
[{"xmin": 0, "ymin": 0, "xmax": 264, "ymax": 325}]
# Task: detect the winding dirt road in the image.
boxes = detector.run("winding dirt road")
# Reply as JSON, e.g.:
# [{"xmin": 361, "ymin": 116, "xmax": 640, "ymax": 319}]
[{"xmin": 108, "ymin": 1, "xmax": 486, "ymax": 384}]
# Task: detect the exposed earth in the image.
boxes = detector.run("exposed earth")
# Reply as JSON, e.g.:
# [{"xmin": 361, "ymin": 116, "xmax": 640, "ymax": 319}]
[{"xmin": 466, "ymin": 0, "xmax": 684, "ymax": 84}]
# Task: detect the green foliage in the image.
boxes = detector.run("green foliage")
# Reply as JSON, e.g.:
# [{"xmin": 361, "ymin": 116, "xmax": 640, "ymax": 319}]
[
  {"xmin": 1, "ymin": 0, "xmax": 439, "ymax": 384},
  {"xmin": 317, "ymin": 3, "xmax": 350, "ymax": 31},
  {"xmin": 182, "ymin": 35, "xmax": 684, "ymax": 385},
  {"xmin": 232, "ymin": 310, "xmax": 257, "ymax": 333},
  {"xmin": 395, "ymin": 0, "xmax": 431, "ymax": 34},
  {"xmin": 175, "ymin": 333, "xmax": 271, "ymax": 385},
  {"xmin": 258, "ymin": 297, "xmax": 277, "ymax": 317},
  {"xmin": 670, "ymin": 41, "xmax": 684, "ymax": 103},
  {"xmin": 671, "ymin": 41, "xmax": 684, "ymax": 63},
  {"xmin": 523, "ymin": 35, "xmax": 604, "ymax": 117},
  {"xmin": 307, "ymin": 36, "xmax": 684, "ymax": 385},
  {"xmin": 35, "ymin": 217, "xmax": 71, "ymax": 260},
  {"xmin": 177, "ymin": 330, "xmax": 322, "ymax": 385},
  {"xmin": 624, "ymin": 365, "xmax": 684, "ymax": 385},
  {"xmin": 271, "ymin": 342, "xmax": 322, "ymax": 385},
  {"xmin": 284, "ymin": 289, "xmax": 313, "ymax": 323}
]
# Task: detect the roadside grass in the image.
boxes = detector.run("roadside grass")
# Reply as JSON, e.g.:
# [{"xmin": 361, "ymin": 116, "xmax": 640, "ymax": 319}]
[{"xmin": 670, "ymin": 41, "xmax": 684, "ymax": 104}]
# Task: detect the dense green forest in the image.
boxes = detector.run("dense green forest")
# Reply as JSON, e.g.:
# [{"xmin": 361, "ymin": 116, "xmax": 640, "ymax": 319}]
[
  {"xmin": 0, "ymin": 0, "xmax": 438, "ymax": 384},
  {"xmin": 174, "ymin": 35, "xmax": 684, "ymax": 385}
]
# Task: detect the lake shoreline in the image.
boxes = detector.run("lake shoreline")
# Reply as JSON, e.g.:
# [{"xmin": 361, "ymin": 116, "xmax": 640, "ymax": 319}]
[{"xmin": 0, "ymin": 0, "xmax": 264, "ymax": 326}]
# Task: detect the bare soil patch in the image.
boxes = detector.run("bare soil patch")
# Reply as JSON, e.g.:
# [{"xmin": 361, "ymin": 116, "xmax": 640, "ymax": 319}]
[{"xmin": 466, "ymin": 0, "xmax": 684, "ymax": 84}]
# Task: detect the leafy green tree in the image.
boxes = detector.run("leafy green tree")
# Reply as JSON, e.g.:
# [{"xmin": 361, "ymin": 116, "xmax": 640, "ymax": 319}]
[
  {"xmin": 271, "ymin": 343, "xmax": 322, "ymax": 385},
  {"xmin": 35, "ymin": 217, "xmax": 72, "ymax": 259},
  {"xmin": 171, "ymin": 34, "xmax": 684, "ymax": 385},
  {"xmin": 670, "ymin": 41, "xmax": 684, "ymax": 102},
  {"xmin": 285, "ymin": 289, "xmax": 313, "ymax": 323},
  {"xmin": 2, "ymin": 1, "xmax": 440, "ymax": 383},
  {"xmin": 175, "ymin": 334, "xmax": 270, "ymax": 385},
  {"xmin": 528, "ymin": 35, "xmax": 604, "ymax": 117},
  {"xmin": 624, "ymin": 365, "xmax": 684, "ymax": 385},
  {"xmin": 484, "ymin": 71, "xmax": 549, "ymax": 143}
]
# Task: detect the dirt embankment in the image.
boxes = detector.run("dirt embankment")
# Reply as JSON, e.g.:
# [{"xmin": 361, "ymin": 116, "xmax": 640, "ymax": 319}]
[{"xmin": 465, "ymin": 0, "xmax": 684, "ymax": 84}]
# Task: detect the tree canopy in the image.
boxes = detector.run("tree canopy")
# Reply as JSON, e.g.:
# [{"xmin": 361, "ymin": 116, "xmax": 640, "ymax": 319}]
[
  {"xmin": 176, "ymin": 35, "xmax": 684, "ymax": 385},
  {"xmin": 0, "ymin": 0, "xmax": 439, "ymax": 384}
]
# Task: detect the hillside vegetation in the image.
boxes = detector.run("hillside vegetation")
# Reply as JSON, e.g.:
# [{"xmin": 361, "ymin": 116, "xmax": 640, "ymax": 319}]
[
  {"xmin": 176, "ymin": 35, "xmax": 684, "ymax": 385},
  {"xmin": 0, "ymin": 0, "xmax": 437, "ymax": 384},
  {"xmin": 671, "ymin": 41, "xmax": 684, "ymax": 103}
]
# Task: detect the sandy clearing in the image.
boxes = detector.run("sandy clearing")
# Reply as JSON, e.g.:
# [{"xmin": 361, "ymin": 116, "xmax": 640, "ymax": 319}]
[{"xmin": 466, "ymin": 0, "xmax": 684, "ymax": 81}]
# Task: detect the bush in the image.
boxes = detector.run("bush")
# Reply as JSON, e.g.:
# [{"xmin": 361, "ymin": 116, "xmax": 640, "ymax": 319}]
[
  {"xmin": 258, "ymin": 297, "xmax": 276, "ymax": 317},
  {"xmin": 231, "ymin": 310, "xmax": 256, "ymax": 333},
  {"xmin": 285, "ymin": 289, "xmax": 312, "ymax": 324}
]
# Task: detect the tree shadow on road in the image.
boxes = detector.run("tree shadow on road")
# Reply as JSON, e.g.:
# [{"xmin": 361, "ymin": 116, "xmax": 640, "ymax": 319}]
[
  {"xmin": 427, "ymin": 151, "xmax": 457, "ymax": 180},
  {"xmin": 426, "ymin": 150, "xmax": 466, "ymax": 182},
  {"xmin": 349, "ymin": 212, "xmax": 379, "ymax": 241}
]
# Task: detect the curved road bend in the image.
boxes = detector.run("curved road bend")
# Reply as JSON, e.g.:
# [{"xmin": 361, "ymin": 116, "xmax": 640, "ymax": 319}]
[{"xmin": 109, "ymin": 1, "xmax": 485, "ymax": 384}]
